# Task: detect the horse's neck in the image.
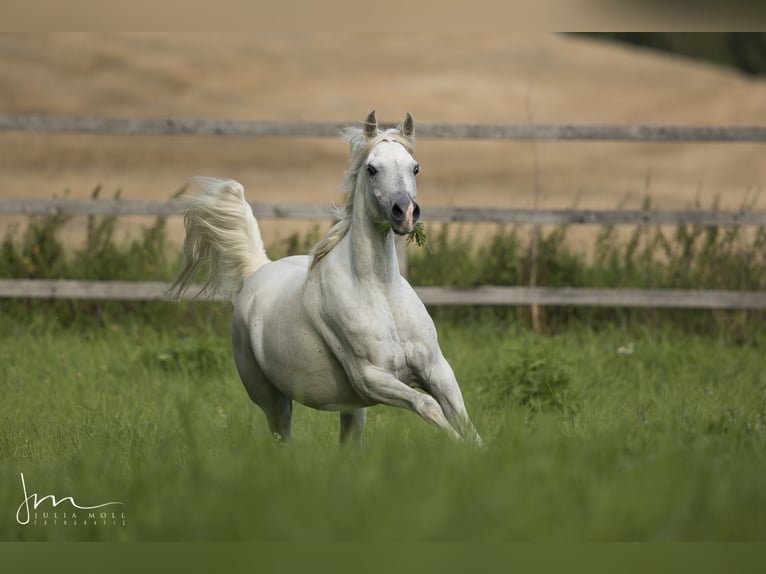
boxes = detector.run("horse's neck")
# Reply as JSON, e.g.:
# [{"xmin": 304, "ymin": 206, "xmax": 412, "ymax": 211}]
[{"xmin": 346, "ymin": 190, "xmax": 399, "ymax": 286}]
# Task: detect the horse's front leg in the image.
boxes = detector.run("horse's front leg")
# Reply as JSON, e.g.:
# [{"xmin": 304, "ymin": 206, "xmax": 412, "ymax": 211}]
[
  {"xmin": 354, "ymin": 365, "xmax": 461, "ymax": 440},
  {"xmin": 420, "ymin": 356, "xmax": 484, "ymax": 447}
]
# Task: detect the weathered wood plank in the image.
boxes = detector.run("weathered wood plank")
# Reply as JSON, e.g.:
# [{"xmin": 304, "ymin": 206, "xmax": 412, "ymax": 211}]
[
  {"xmin": 422, "ymin": 207, "xmax": 766, "ymax": 226},
  {"xmin": 1, "ymin": 280, "xmax": 765, "ymax": 309},
  {"xmin": 419, "ymin": 123, "xmax": 766, "ymax": 142},
  {"xmin": 1, "ymin": 198, "xmax": 765, "ymax": 227},
  {"xmin": 0, "ymin": 198, "xmax": 186, "ymax": 216},
  {"xmin": 0, "ymin": 115, "xmax": 344, "ymax": 138},
  {"xmin": 251, "ymin": 202, "xmax": 335, "ymax": 219},
  {"xmin": 413, "ymin": 286, "xmax": 766, "ymax": 309},
  {"xmin": 0, "ymin": 198, "xmax": 336, "ymax": 219},
  {"xmin": 2, "ymin": 114, "xmax": 766, "ymax": 142},
  {"xmin": 0, "ymin": 279, "xmax": 227, "ymax": 301}
]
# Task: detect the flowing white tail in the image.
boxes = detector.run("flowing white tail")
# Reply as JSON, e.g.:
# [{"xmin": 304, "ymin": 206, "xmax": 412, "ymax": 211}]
[{"xmin": 168, "ymin": 177, "xmax": 270, "ymax": 302}]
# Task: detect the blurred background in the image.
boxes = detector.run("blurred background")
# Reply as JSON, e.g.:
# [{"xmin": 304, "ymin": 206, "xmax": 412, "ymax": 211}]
[{"xmin": 1, "ymin": 32, "xmax": 765, "ymax": 246}]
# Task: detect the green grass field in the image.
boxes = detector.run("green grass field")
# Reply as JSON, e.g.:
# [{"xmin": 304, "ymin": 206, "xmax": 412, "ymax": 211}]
[{"xmin": 1, "ymin": 313, "xmax": 764, "ymax": 541}]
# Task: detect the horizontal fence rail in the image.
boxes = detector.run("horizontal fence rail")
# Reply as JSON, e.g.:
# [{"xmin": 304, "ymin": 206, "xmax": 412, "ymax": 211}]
[
  {"xmin": 0, "ymin": 198, "xmax": 332, "ymax": 219},
  {"xmin": 414, "ymin": 287, "xmax": 766, "ymax": 309},
  {"xmin": 2, "ymin": 114, "xmax": 766, "ymax": 142},
  {"xmin": 2, "ymin": 198, "xmax": 766, "ymax": 227},
  {"xmin": 1, "ymin": 280, "xmax": 765, "ymax": 310}
]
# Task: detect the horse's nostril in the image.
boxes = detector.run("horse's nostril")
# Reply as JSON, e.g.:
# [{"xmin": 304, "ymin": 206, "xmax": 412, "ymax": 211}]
[
  {"xmin": 412, "ymin": 203, "xmax": 421, "ymax": 222},
  {"xmin": 391, "ymin": 202, "xmax": 405, "ymax": 221}
]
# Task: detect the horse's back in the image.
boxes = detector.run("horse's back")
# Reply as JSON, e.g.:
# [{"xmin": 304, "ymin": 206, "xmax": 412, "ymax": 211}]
[
  {"xmin": 236, "ymin": 255, "xmax": 308, "ymax": 310},
  {"xmin": 235, "ymin": 255, "xmax": 310, "ymax": 338}
]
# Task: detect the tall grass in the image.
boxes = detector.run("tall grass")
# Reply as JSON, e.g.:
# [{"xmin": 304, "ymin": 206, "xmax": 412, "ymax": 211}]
[{"xmin": 1, "ymin": 321, "xmax": 764, "ymax": 540}]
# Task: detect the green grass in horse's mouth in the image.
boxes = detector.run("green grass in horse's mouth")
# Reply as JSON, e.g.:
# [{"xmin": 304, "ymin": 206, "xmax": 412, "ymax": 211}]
[{"xmin": 377, "ymin": 221, "xmax": 427, "ymax": 247}]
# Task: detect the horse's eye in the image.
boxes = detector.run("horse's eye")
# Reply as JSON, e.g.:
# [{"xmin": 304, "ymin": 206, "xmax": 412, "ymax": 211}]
[
  {"xmin": 366, "ymin": 164, "xmax": 378, "ymax": 177},
  {"xmin": 413, "ymin": 164, "xmax": 420, "ymax": 176}
]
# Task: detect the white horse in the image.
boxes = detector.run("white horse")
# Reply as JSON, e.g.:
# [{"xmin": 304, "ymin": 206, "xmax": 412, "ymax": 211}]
[{"xmin": 170, "ymin": 111, "xmax": 482, "ymax": 447}]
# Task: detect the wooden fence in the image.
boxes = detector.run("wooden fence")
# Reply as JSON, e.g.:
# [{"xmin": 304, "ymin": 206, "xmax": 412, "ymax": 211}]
[
  {"xmin": 1, "ymin": 114, "xmax": 765, "ymax": 309},
  {"xmin": 3, "ymin": 114, "xmax": 766, "ymax": 142}
]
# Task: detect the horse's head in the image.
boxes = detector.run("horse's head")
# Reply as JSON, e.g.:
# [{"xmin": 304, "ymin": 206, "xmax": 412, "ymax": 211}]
[{"xmin": 362, "ymin": 110, "xmax": 421, "ymax": 236}]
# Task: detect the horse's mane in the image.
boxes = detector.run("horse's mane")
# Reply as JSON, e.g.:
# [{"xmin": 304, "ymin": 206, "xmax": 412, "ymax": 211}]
[{"xmin": 309, "ymin": 124, "xmax": 415, "ymax": 270}]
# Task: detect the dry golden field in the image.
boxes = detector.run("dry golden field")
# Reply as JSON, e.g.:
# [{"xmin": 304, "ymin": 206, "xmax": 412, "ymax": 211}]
[{"xmin": 2, "ymin": 33, "xmax": 765, "ymax": 246}]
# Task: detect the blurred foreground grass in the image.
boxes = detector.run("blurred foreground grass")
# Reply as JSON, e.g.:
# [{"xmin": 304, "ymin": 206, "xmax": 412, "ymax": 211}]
[{"xmin": 1, "ymin": 318, "xmax": 764, "ymax": 541}]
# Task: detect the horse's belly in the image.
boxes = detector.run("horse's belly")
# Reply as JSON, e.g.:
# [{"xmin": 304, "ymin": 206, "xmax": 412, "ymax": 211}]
[
  {"xmin": 262, "ymin": 328, "xmax": 365, "ymax": 411},
  {"xmin": 243, "ymin": 260, "xmax": 366, "ymax": 411}
]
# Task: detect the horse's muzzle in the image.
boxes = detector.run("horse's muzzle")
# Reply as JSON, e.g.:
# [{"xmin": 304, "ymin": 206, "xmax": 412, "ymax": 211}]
[{"xmin": 390, "ymin": 195, "xmax": 420, "ymax": 234}]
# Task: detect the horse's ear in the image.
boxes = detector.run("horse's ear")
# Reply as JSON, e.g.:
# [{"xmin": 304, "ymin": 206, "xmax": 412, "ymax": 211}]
[
  {"xmin": 402, "ymin": 112, "xmax": 415, "ymax": 138},
  {"xmin": 363, "ymin": 110, "xmax": 378, "ymax": 140}
]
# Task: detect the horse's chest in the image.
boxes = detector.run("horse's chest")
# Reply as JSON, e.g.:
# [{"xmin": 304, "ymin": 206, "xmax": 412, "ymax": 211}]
[
  {"xmin": 344, "ymin": 307, "xmax": 424, "ymax": 379},
  {"xmin": 315, "ymin": 279, "xmax": 432, "ymax": 383}
]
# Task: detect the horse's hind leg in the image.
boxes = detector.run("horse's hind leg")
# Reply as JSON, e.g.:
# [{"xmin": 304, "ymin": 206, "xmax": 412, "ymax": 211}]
[
  {"xmin": 236, "ymin": 353, "xmax": 293, "ymax": 442},
  {"xmin": 232, "ymin": 322, "xmax": 293, "ymax": 442},
  {"xmin": 339, "ymin": 409, "xmax": 366, "ymax": 448}
]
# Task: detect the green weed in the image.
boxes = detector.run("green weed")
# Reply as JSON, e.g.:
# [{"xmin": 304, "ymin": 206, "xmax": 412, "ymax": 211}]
[{"xmin": 476, "ymin": 335, "xmax": 576, "ymax": 414}]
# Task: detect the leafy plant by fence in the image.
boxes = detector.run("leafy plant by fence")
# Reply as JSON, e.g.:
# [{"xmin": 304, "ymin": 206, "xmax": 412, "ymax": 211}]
[
  {"xmin": 409, "ymin": 201, "xmax": 766, "ymax": 293},
  {"xmin": 1, "ymin": 189, "xmax": 765, "ymax": 337}
]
